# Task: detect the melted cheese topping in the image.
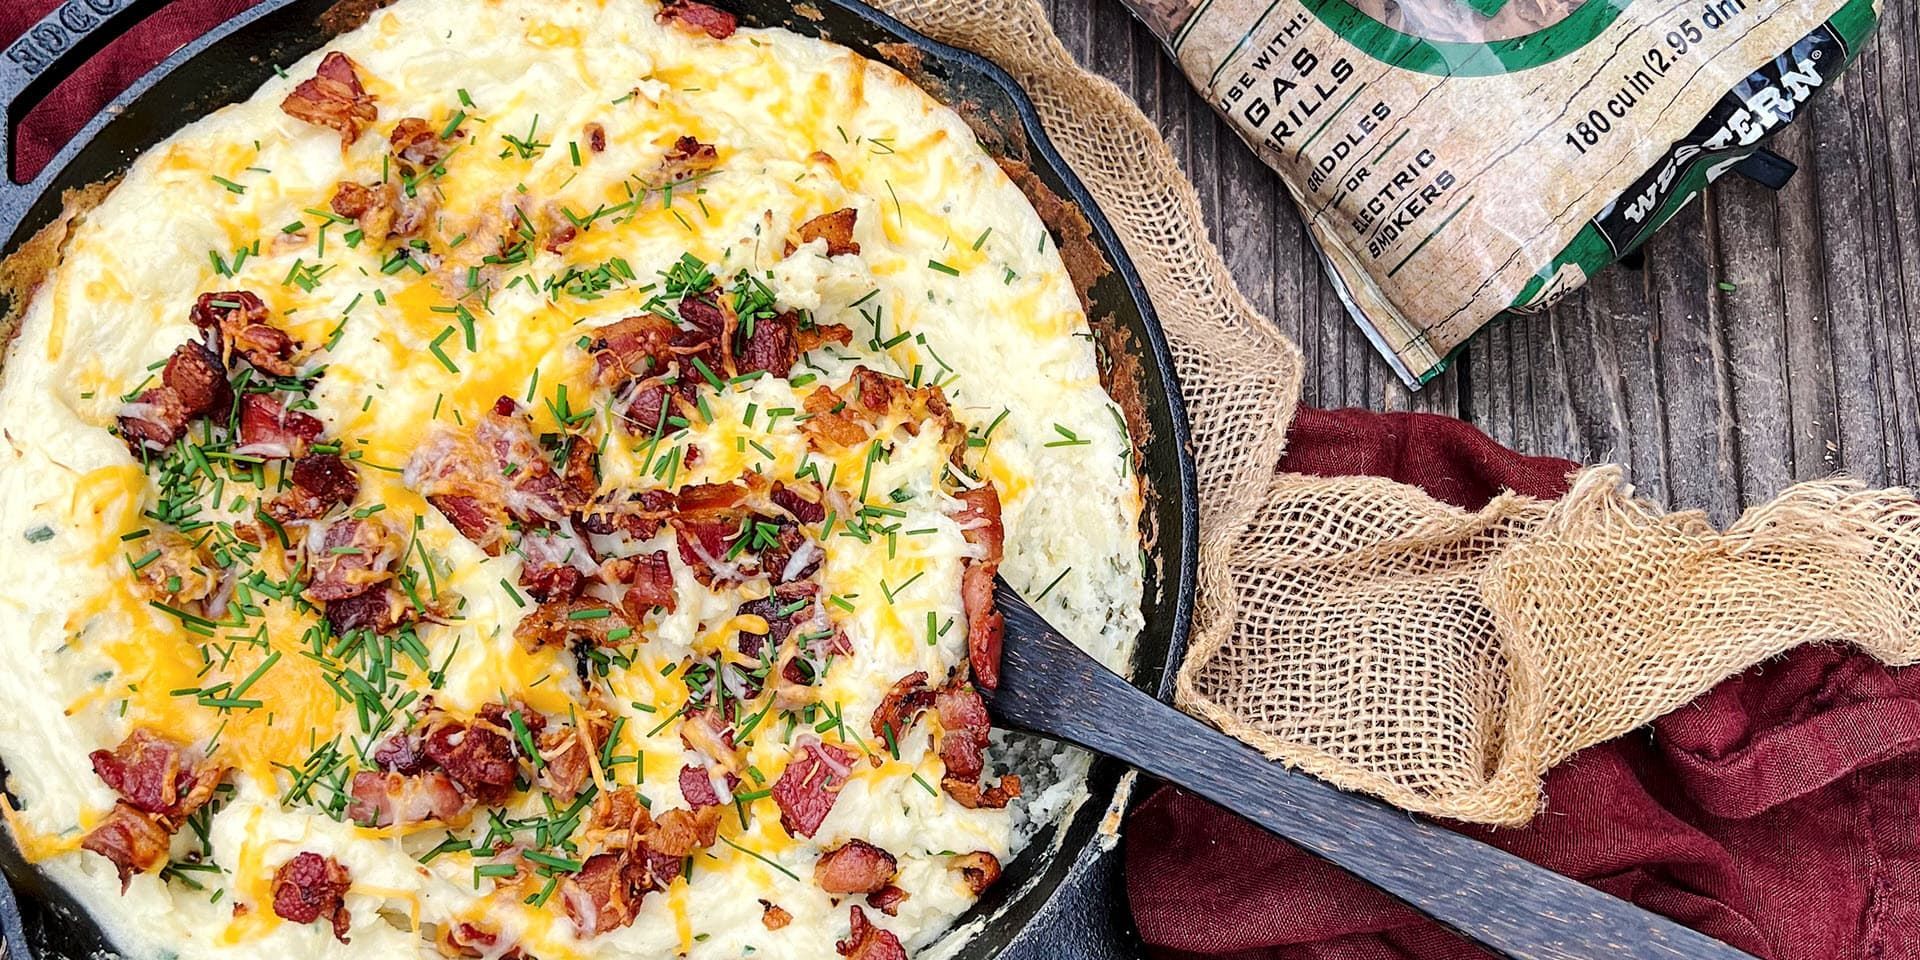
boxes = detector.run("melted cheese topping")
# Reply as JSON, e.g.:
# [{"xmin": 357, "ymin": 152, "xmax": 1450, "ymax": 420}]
[{"xmin": 0, "ymin": 2, "xmax": 1144, "ymax": 957}]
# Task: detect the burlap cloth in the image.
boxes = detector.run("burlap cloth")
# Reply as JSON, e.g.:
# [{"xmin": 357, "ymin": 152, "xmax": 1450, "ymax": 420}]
[{"xmin": 873, "ymin": 0, "xmax": 1920, "ymax": 827}]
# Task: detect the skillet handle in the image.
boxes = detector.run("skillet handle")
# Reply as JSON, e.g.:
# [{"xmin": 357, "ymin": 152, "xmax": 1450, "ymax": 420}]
[
  {"xmin": 1, "ymin": 0, "xmax": 173, "ymax": 187},
  {"xmin": 988, "ymin": 582, "xmax": 1763, "ymax": 960}
]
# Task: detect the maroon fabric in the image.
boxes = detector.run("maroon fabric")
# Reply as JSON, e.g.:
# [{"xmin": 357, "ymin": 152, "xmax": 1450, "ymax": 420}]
[
  {"xmin": 8, "ymin": 6, "xmax": 1916, "ymax": 959},
  {"xmin": 1127, "ymin": 407, "xmax": 1920, "ymax": 960},
  {"xmin": 4, "ymin": 0, "xmax": 260, "ymax": 183}
]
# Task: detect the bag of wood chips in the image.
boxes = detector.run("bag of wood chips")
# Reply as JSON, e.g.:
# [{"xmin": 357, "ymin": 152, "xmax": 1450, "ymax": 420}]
[{"xmin": 1120, "ymin": 0, "xmax": 1881, "ymax": 385}]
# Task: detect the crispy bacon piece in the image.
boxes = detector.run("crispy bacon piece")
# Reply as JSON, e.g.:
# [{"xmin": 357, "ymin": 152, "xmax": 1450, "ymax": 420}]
[
  {"xmin": 118, "ymin": 387, "xmax": 194, "ymax": 454},
  {"xmin": 603, "ymin": 550, "xmax": 676, "ymax": 616},
  {"xmin": 89, "ymin": 729, "xmax": 223, "ymax": 819},
  {"xmin": 582, "ymin": 489, "xmax": 678, "ymax": 541},
  {"xmin": 799, "ymin": 366, "xmax": 957, "ymax": 455},
  {"xmin": 280, "ymin": 51, "xmax": 377, "ymax": 146},
  {"xmin": 191, "ymin": 291, "xmax": 303, "ymax": 377},
  {"xmin": 671, "ymin": 500, "xmax": 752, "ymax": 587},
  {"xmin": 562, "ymin": 788, "xmax": 691, "ymax": 935},
  {"xmin": 955, "ymin": 484, "xmax": 1006, "ymax": 689},
  {"xmin": 837, "ymin": 906, "xmax": 907, "ymax": 960},
  {"xmin": 954, "ymin": 484, "xmax": 1005, "ymax": 560},
  {"xmin": 324, "ymin": 588, "xmax": 401, "ymax": 634},
  {"xmin": 771, "ymin": 480, "xmax": 827, "ymax": 524},
  {"xmin": 933, "ymin": 682, "xmax": 991, "ymax": 782},
  {"xmin": 390, "ymin": 116, "xmax": 457, "ymax": 169},
  {"xmin": 868, "ymin": 884, "xmax": 909, "ymax": 916},
  {"xmin": 119, "ymin": 341, "xmax": 232, "ymax": 453},
  {"xmin": 331, "ymin": 181, "xmax": 396, "ymax": 240},
  {"xmin": 799, "ymin": 385, "xmax": 865, "ymax": 451},
  {"xmin": 961, "ymin": 564, "xmax": 1004, "ymax": 690},
  {"xmin": 737, "ymin": 311, "xmax": 798, "ymax": 377},
  {"xmin": 517, "ymin": 527, "xmax": 593, "ymax": 603},
  {"xmin": 933, "ymin": 680, "xmax": 1020, "ymax": 808},
  {"xmin": 271, "ymin": 852, "xmax": 352, "ymax": 942},
  {"xmin": 514, "ymin": 598, "xmax": 635, "ymax": 650},
  {"xmin": 815, "ymin": 839, "xmax": 898, "ymax": 895},
  {"xmin": 760, "ymin": 520, "xmax": 815, "ymax": 585},
  {"xmin": 423, "ymin": 709, "xmax": 519, "ymax": 805},
  {"xmin": 951, "ymin": 851, "xmax": 1003, "ymax": 895},
  {"xmin": 761, "ymin": 900, "xmax": 793, "ymax": 930},
  {"xmin": 631, "ymin": 380, "xmax": 686, "ymax": 436},
  {"xmin": 674, "ymin": 290, "xmax": 731, "ymax": 377},
  {"xmin": 591, "ymin": 315, "xmax": 676, "ymax": 387},
  {"xmin": 586, "ymin": 123, "xmax": 607, "ymax": 153},
  {"xmin": 329, "ymin": 180, "xmax": 432, "ymax": 241},
  {"xmin": 564, "ymin": 852, "xmax": 642, "ymax": 935},
  {"xmin": 537, "ymin": 724, "xmax": 596, "ymax": 803},
  {"xmin": 590, "ymin": 785, "xmax": 655, "ymax": 845},
  {"xmin": 677, "ymin": 764, "xmax": 723, "ymax": 809},
  {"xmin": 629, "ymin": 843, "xmax": 687, "ymax": 898},
  {"xmin": 797, "ymin": 321, "xmax": 855, "ymax": 355},
  {"xmin": 372, "ymin": 729, "xmax": 428, "ymax": 774},
  {"xmin": 166, "ymin": 340, "xmax": 232, "ymax": 413},
  {"xmin": 131, "ymin": 530, "xmax": 218, "ymax": 604},
  {"xmin": 560, "ymin": 437, "xmax": 600, "ymax": 505},
  {"xmin": 657, "ymin": 0, "xmax": 738, "ymax": 38},
  {"xmin": 407, "ymin": 402, "xmax": 578, "ymax": 554},
  {"xmin": 772, "ymin": 739, "xmax": 855, "ymax": 838},
  {"xmin": 228, "ymin": 321, "xmax": 299, "ymax": 377},
  {"xmin": 871, "ymin": 671, "xmax": 933, "ymax": 748},
  {"xmin": 738, "ymin": 581, "xmax": 823, "ymax": 657},
  {"xmin": 944, "ymin": 774, "xmax": 1021, "ymax": 811},
  {"xmin": 649, "ymin": 805, "xmax": 723, "ymax": 857},
  {"xmin": 736, "ymin": 312, "xmax": 853, "ymax": 379},
  {"xmin": 329, "ymin": 181, "xmax": 381, "ymax": 221},
  {"xmin": 677, "ymin": 480, "xmax": 748, "ymax": 513},
  {"xmin": 266, "ymin": 454, "xmax": 359, "ymax": 523},
  {"xmin": 81, "ymin": 804, "xmax": 172, "ymax": 889},
  {"xmin": 346, "ymin": 770, "xmax": 470, "ymax": 827},
  {"xmin": 237, "ymin": 393, "xmax": 323, "ymax": 459},
  {"xmin": 659, "ymin": 135, "xmax": 720, "ymax": 181},
  {"xmin": 798, "ymin": 207, "xmax": 860, "ymax": 257},
  {"xmin": 305, "ymin": 517, "xmax": 401, "ymax": 603},
  {"xmin": 564, "ymin": 797, "xmax": 695, "ymax": 932}
]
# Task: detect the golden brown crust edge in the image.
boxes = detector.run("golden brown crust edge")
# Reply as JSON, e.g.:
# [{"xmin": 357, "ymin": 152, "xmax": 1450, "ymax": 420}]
[{"xmin": 0, "ymin": 179, "xmax": 118, "ymax": 363}]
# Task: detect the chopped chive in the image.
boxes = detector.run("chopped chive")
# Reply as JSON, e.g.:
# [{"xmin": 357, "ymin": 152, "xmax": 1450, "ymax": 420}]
[{"xmin": 429, "ymin": 327, "xmax": 460, "ymax": 373}]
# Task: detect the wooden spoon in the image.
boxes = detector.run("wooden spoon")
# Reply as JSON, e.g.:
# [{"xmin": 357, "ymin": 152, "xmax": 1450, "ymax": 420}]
[{"xmin": 988, "ymin": 578, "xmax": 1759, "ymax": 960}]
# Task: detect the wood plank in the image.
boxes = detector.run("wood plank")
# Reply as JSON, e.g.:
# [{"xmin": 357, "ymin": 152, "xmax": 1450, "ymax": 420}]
[{"xmin": 1045, "ymin": 0, "xmax": 1920, "ymax": 514}]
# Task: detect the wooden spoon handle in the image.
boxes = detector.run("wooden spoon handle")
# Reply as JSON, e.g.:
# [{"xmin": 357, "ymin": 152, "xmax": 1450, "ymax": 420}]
[{"xmin": 989, "ymin": 587, "xmax": 1759, "ymax": 960}]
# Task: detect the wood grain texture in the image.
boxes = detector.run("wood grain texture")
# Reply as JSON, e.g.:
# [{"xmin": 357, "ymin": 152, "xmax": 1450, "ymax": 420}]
[
  {"xmin": 1043, "ymin": 0, "xmax": 1920, "ymax": 524},
  {"xmin": 989, "ymin": 580, "xmax": 1762, "ymax": 960}
]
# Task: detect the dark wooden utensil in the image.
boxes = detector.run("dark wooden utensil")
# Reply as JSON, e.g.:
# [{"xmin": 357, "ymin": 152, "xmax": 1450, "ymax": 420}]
[{"xmin": 989, "ymin": 579, "xmax": 1759, "ymax": 960}]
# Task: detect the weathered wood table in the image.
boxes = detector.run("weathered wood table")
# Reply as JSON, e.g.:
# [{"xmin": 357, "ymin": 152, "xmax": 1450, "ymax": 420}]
[{"xmin": 1048, "ymin": 0, "xmax": 1919, "ymax": 525}]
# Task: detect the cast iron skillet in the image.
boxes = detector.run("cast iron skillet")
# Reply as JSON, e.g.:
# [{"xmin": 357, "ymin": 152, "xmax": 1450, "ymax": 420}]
[{"xmin": 0, "ymin": 0, "xmax": 1198, "ymax": 957}]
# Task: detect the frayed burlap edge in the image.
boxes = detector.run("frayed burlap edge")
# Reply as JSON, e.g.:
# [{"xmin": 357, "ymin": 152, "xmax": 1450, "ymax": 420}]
[
  {"xmin": 1177, "ymin": 467, "xmax": 1920, "ymax": 825},
  {"xmin": 868, "ymin": 0, "xmax": 1920, "ymax": 827}
]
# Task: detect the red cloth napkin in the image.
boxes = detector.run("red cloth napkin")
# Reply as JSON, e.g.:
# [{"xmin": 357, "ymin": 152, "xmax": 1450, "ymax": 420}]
[
  {"xmin": 7, "ymin": 5, "xmax": 1915, "ymax": 959},
  {"xmin": 1127, "ymin": 408, "xmax": 1920, "ymax": 960}
]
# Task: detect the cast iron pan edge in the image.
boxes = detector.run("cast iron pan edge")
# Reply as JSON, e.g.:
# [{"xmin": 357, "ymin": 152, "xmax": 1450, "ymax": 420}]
[{"xmin": 0, "ymin": 2, "xmax": 1200, "ymax": 958}]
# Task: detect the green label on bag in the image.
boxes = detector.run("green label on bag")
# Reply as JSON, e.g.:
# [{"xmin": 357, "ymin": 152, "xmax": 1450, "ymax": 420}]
[{"xmin": 1166, "ymin": 0, "xmax": 1881, "ymax": 386}]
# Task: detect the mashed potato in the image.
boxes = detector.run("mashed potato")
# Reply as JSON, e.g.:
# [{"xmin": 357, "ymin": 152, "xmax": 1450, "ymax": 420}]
[{"xmin": 0, "ymin": 1, "xmax": 1142, "ymax": 957}]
